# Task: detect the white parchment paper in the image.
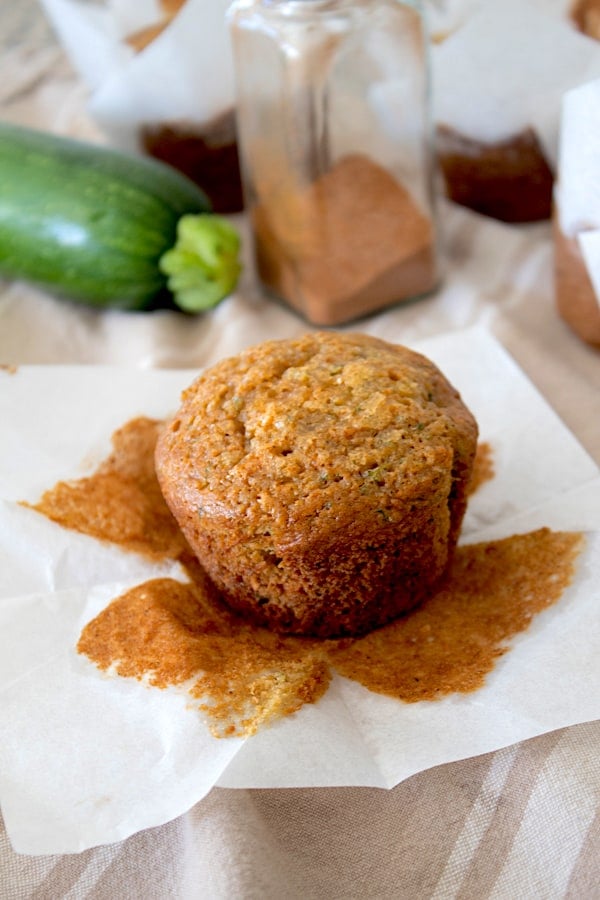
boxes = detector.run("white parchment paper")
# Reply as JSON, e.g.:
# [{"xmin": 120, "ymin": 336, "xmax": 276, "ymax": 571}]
[
  {"xmin": 38, "ymin": 0, "xmax": 234, "ymax": 151},
  {"xmin": 1, "ymin": 327, "xmax": 599, "ymax": 855},
  {"xmin": 431, "ymin": 0, "xmax": 600, "ymax": 166},
  {"xmin": 555, "ymin": 78, "xmax": 600, "ymax": 315}
]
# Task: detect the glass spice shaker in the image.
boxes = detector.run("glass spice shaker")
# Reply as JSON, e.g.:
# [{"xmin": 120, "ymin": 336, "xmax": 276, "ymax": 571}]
[{"xmin": 227, "ymin": 0, "xmax": 440, "ymax": 326}]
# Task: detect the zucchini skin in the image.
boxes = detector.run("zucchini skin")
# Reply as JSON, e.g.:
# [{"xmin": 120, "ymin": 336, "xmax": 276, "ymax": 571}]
[{"xmin": 0, "ymin": 122, "xmax": 212, "ymax": 310}]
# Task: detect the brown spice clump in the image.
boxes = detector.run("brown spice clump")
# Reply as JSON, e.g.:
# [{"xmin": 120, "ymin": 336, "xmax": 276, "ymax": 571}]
[
  {"xmin": 142, "ymin": 112, "xmax": 243, "ymax": 214},
  {"xmin": 436, "ymin": 125, "xmax": 554, "ymax": 223}
]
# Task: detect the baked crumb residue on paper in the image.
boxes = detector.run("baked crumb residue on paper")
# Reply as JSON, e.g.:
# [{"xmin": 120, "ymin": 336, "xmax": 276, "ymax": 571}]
[
  {"xmin": 26, "ymin": 418, "xmax": 583, "ymax": 738},
  {"xmin": 468, "ymin": 440, "xmax": 495, "ymax": 495},
  {"xmin": 329, "ymin": 529, "xmax": 582, "ymax": 700}
]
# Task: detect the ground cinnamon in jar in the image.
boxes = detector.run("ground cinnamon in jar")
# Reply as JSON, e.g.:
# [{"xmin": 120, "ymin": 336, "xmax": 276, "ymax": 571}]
[
  {"xmin": 252, "ymin": 154, "xmax": 438, "ymax": 326},
  {"xmin": 27, "ymin": 418, "xmax": 584, "ymax": 738}
]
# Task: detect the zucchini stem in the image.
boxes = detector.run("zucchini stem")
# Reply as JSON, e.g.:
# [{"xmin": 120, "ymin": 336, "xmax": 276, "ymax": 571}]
[{"xmin": 159, "ymin": 214, "xmax": 241, "ymax": 312}]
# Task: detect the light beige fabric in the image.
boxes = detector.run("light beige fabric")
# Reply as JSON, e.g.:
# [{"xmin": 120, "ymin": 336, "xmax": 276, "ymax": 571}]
[
  {"xmin": 1, "ymin": 2, "xmax": 599, "ymax": 897},
  {"xmin": 2, "ymin": 724, "xmax": 599, "ymax": 898}
]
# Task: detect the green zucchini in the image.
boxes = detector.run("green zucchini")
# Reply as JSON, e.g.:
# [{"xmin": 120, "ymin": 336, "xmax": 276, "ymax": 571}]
[{"xmin": 0, "ymin": 122, "xmax": 241, "ymax": 312}]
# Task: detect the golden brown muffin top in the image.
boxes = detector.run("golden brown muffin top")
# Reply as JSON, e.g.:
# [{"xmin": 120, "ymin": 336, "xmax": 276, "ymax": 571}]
[{"xmin": 157, "ymin": 332, "xmax": 477, "ymax": 545}]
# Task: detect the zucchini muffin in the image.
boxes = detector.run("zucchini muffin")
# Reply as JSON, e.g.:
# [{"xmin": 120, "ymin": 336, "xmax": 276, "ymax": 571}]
[{"xmin": 155, "ymin": 332, "xmax": 478, "ymax": 637}]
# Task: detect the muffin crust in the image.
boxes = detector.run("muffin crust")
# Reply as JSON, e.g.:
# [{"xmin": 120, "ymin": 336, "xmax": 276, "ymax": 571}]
[{"xmin": 155, "ymin": 332, "xmax": 478, "ymax": 637}]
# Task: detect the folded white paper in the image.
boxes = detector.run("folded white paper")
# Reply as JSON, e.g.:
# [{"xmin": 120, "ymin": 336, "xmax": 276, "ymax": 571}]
[
  {"xmin": 578, "ymin": 231, "xmax": 600, "ymax": 315},
  {"xmin": 555, "ymin": 78, "xmax": 600, "ymax": 314},
  {"xmin": 557, "ymin": 78, "xmax": 600, "ymax": 235},
  {"xmin": 38, "ymin": 0, "xmax": 234, "ymax": 151},
  {"xmin": 1, "ymin": 327, "xmax": 599, "ymax": 855},
  {"xmin": 432, "ymin": 0, "xmax": 600, "ymax": 165}
]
